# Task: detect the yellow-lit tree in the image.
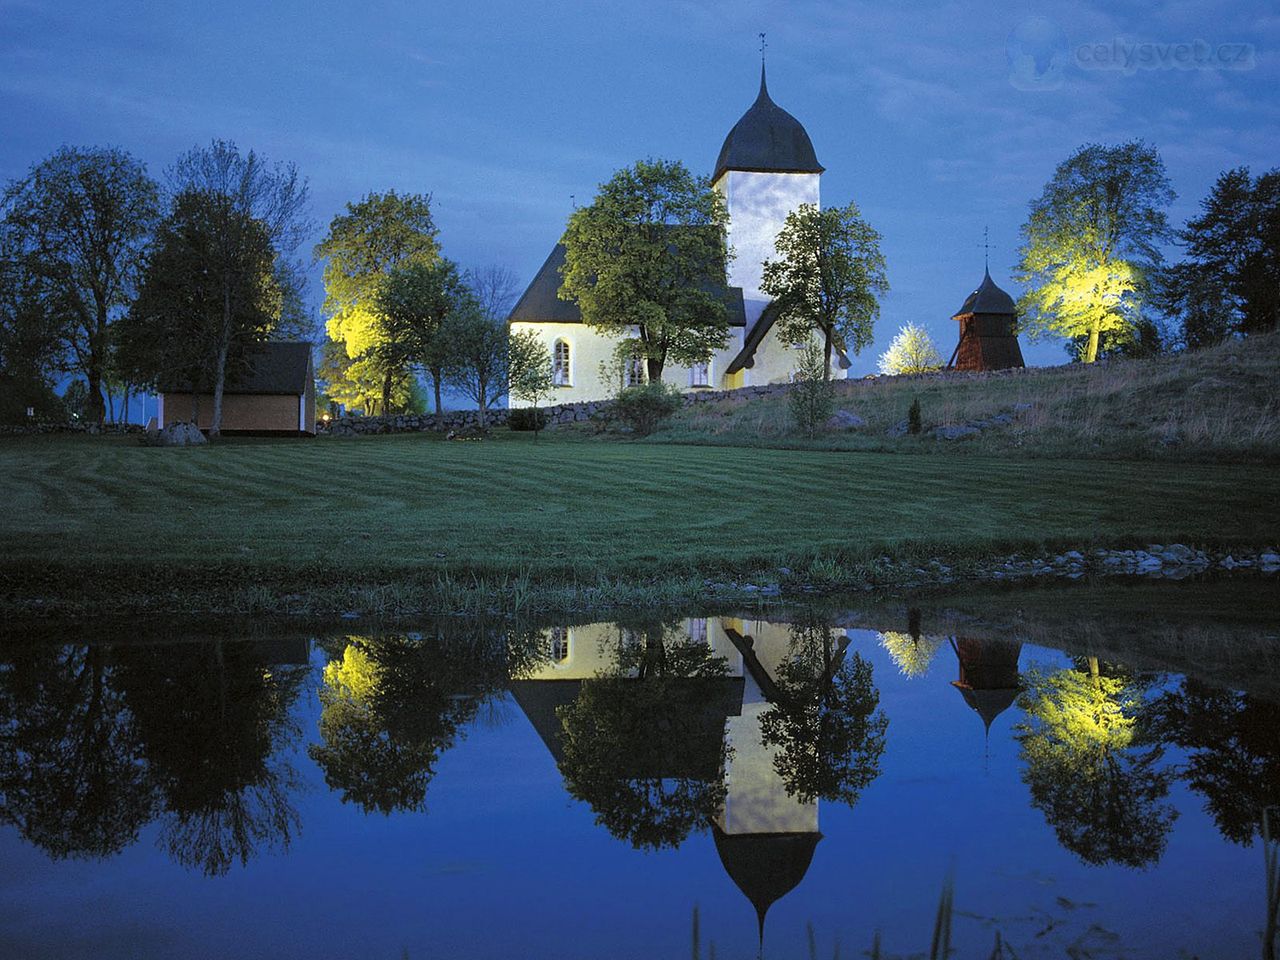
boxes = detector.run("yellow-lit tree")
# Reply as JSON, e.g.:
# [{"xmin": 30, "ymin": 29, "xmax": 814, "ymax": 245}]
[
  {"xmin": 1015, "ymin": 141, "xmax": 1173, "ymax": 363},
  {"xmin": 879, "ymin": 630, "xmax": 947, "ymax": 678},
  {"xmin": 315, "ymin": 191, "xmax": 438, "ymax": 413},
  {"xmin": 877, "ymin": 323, "xmax": 943, "ymax": 375}
]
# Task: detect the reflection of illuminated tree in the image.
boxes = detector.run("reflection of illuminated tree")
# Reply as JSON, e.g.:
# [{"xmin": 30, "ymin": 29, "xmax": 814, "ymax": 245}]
[
  {"xmin": 0, "ymin": 646, "xmax": 153, "ymax": 860},
  {"xmin": 759, "ymin": 619, "xmax": 887, "ymax": 806},
  {"xmin": 115, "ymin": 642, "xmax": 306, "ymax": 876},
  {"xmin": 1153, "ymin": 679, "xmax": 1280, "ymax": 847},
  {"xmin": 310, "ymin": 631, "xmax": 509, "ymax": 816},
  {"xmin": 556, "ymin": 623, "xmax": 732, "ymax": 851},
  {"xmin": 878, "ymin": 631, "xmax": 946, "ymax": 679},
  {"xmin": 1016, "ymin": 657, "xmax": 1176, "ymax": 868}
]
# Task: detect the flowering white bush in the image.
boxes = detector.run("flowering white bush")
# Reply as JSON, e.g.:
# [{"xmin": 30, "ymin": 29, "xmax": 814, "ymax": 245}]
[{"xmin": 878, "ymin": 323, "xmax": 944, "ymax": 375}]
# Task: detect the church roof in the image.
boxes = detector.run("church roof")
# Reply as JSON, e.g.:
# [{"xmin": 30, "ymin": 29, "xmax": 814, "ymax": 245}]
[
  {"xmin": 953, "ymin": 268, "xmax": 1017, "ymax": 317},
  {"xmin": 507, "ymin": 243, "xmax": 747, "ymax": 326},
  {"xmin": 952, "ymin": 684, "xmax": 1020, "ymax": 731},
  {"xmin": 713, "ymin": 825, "xmax": 821, "ymax": 944},
  {"xmin": 725, "ymin": 302, "xmax": 852, "ymax": 374},
  {"xmin": 714, "ymin": 65, "xmax": 824, "ymax": 183}
]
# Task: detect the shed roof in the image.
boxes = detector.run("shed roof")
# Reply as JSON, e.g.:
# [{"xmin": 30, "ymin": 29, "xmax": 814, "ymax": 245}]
[
  {"xmin": 508, "ymin": 242, "xmax": 747, "ymax": 327},
  {"xmin": 159, "ymin": 342, "xmax": 313, "ymax": 396}
]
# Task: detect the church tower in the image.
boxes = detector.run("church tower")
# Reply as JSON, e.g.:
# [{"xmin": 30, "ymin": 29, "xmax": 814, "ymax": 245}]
[{"xmin": 714, "ymin": 63, "xmax": 824, "ymax": 326}]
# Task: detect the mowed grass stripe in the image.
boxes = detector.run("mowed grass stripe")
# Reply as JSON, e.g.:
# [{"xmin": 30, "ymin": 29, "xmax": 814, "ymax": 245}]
[{"xmin": 1, "ymin": 435, "xmax": 1276, "ymax": 583}]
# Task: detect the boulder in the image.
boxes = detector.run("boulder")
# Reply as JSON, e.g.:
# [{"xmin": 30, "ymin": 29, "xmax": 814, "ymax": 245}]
[
  {"xmin": 886, "ymin": 419, "xmax": 910, "ymax": 439},
  {"xmin": 158, "ymin": 421, "xmax": 207, "ymax": 446},
  {"xmin": 826, "ymin": 409, "xmax": 866, "ymax": 430},
  {"xmin": 933, "ymin": 424, "xmax": 980, "ymax": 441}
]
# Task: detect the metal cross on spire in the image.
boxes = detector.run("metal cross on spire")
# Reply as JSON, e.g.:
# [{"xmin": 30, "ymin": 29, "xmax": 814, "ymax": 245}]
[
  {"xmin": 759, "ymin": 32, "xmax": 767, "ymax": 63},
  {"xmin": 983, "ymin": 225, "xmax": 990, "ymax": 272}
]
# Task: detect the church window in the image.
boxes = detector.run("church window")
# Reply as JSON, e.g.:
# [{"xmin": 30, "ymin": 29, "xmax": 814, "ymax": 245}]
[
  {"xmin": 625, "ymin": 355, "xmax": 645, "ymax": 387},
  {"xmin": 553, "ymin": 339, "xmax": 571, "ymax": 386},
  {"xmin": 690, "ymin": 361, "xmax": 710, "ymax": 387},
  {"xmin": 548, "ymin": 626, "xmax": 570, "ymax": 663},
  {"xmin": 688, "ymin": 618, "xmax": 708, "ymax": 645}
]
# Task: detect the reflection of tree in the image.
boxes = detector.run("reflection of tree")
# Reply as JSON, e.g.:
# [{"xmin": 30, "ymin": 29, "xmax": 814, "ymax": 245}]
[
  {"xmin": 309, "ymin": 630, "xmax": 509, "ymax": 816},
  {"xmin": 1152, "ymin": 679, "xmax": 1280, "ymax": 847},
  {"xmin": 556, "ymin": 623, "xmax": 732, "ymax": 851},
  {"xmin": 1016, "ymin": 657, "xmax": 1176, "ymax": 869},
  {"xmin": 878, "ymin": 630, "xmax": 946, "ymax": 679},
  {"xmin": 0, "ymin": 645, "xmax": 153, "ymax": 860},
  {"xmin": 759, "ymin": 619, "xmax": 887, "ymax": 806},
  {"xmin": 115, "ymin": 642, "xmax": 307, "ymax": 876}
]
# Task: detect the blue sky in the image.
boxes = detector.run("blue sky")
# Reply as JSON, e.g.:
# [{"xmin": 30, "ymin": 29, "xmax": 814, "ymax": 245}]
[{"xmin": 2, "ymin": 0, "xmax": 1277, "ymax": 372}]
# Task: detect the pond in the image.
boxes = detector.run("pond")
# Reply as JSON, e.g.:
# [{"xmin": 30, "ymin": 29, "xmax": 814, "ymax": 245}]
[{"xmin": 1, "ymin": 581, "xmax": 1277, "ymax": 959}]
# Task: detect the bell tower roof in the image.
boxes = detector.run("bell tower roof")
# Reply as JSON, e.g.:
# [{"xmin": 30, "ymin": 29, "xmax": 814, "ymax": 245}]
[{"xmin": 714, "ymin": 64, "xmax": 824, "ymax": 183}]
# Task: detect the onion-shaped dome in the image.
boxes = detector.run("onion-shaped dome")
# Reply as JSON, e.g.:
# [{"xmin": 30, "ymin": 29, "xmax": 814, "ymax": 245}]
[{"xmin": 714, "ymin": 65, "xmax": 824, "ymax": 182}]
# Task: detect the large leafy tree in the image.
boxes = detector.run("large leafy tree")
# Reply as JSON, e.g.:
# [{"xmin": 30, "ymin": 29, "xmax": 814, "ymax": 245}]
[
  {"xmin": 376, "ymin": 258, "xmax": 472, "ymax": 425},
  {"xmin": 1016, "ymin": 657, "xmax": 1177, "ymax": 868},
  {"xmin": 116, "ymin": 190, "xmax": 284, "ymax": 422},
  {"xmin": 0, "ymin": 146, "xmax": 160, "ymax": 423},
  {"xmin": 761, "ymin": 202, "xmax": 888, "ymax": 378},
  {"xmin": 165, "ymin": 140, "xmax": 310, "ymax": 436},
  {"xmin": 560, "ymin": 159, "xmax": 731, "ymax": 382},
  {"xmin": 555, "ymin": 623, "xmax": 732, "ymax": 851},
  {"xmin": 0, "ymin": 225, "xmax": 65, "ymax": 421},
  {"xmin": 758, "ymin": 618, "xmax": 887, "ymax": 806},
  {"xmin": 1015, "ymin": 141, "xmax": 1174, "ymax": 363},
  {"xmin": 316, "ymin": 191, "xmax": 438, "ymax": 414},
  {"xmin": 1168, "ymin": 167, "xmax": 1280, "ymax": 339}
]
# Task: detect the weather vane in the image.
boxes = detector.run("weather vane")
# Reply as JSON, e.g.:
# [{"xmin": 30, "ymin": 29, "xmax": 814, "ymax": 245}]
[
  {"xmin": 759, "ymin": 32, "xmax": 767, "ymax": 62},
  {"xmin": 983, "ymin": 225, "xmax": 990, "ymax": 270}
]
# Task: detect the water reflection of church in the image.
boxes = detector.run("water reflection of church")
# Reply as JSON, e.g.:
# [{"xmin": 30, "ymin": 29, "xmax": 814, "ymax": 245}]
[{"xmin": 510, "ymin": 618, "xmax": 841, "ymax": 940}]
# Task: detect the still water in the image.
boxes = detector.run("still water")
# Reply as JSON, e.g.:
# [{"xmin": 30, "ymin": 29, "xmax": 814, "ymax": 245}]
[{"xmin": 1, "ymin": 583, "xmax": 1278, "ymax": 959}]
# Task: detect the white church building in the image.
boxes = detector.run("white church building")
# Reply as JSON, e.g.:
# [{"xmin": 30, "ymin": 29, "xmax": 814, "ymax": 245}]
[{"xmin": 508, "ymin": 65, "xmax": 852, "ymax": 405}]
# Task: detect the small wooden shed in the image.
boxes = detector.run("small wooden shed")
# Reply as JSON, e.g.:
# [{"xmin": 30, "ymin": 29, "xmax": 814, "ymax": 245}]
[
  {"xmin": 159, "ymin": 342, "xmax": 316, "ymax": 436},
  {"xmin": 948, "ymin": 269, "xmax": 1025, "ymax": 372}
]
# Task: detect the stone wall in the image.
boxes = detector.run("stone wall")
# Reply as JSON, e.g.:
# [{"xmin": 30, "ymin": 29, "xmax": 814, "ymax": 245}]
[
  {"xmin": 0, "ymin": 421, "xmax": 142, "ymax": 437},
  {"xmin": 318, "ymin": 381, "xmax": 807, "ymax": 436}
]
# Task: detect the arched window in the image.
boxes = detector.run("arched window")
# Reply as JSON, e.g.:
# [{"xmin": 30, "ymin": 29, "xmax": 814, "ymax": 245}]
[
  {"xmin": 552, "ymin": 339, "xmax": 571, "ymax": 386},
  {"xmin": 625, "ymin": 355, "xmax": 645, "ymax": 387},
  {"xmin": 690, "ymin": 361, "xmax": 710, "ymax": 388},
  {"xmin": 548, "ymin": 626, "xmax": 570, "ymax": 663}
]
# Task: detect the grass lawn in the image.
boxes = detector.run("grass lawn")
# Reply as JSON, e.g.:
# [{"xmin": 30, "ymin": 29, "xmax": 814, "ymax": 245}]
[{"xmin": 1, "ymin": 431, "xmax": 1276, "ymax": 617}]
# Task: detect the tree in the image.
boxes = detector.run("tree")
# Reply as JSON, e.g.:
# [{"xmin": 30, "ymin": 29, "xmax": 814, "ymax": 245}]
[
  {"xmin": 466, "ymin": 264, "xmax": 521, "ymax": 323},
  {"xmin": 878, "ymin": 323, "xmax": 943, "ymax": 375},
  {"xmin": 1015, "ymin": 141, "xmax": 1174, "ymax": 364},
  {"xmin": 445, "ymin": 309, "xmax": 508, "ymax": 431},
  {"xmin": 0, "ymin": 226, "xmax": 65, "ymax": 421},
  {"xmin": 561, "ymin": 159, "xmax": 731, "ymax": 382},
  {"xmin": 376, "ymin": 258, "xmax": 472, "ymax": 426},
  {"xmin": 789, "ymin": 340, "xmax": 834, "ymax": 438},
  {"xmin": 555, "ymin": 623, "xmax": 733, "ymax": 851},
  {"xmin": 1169, "ymin": 167, "xmax": 1280, "ymax": 338},
  {"xmin": 316, "ymin": 336, "xmax": 411, "ymax": 415},
  {"xmin": 117, "ymin": 190, "xmax": 286, "ymax": 422},
  {"xmin": 1015, "ymin": 657, "xmax": 1177, "ymax": 868},
  {"xmin": 0, "ymin": 146, "xmax": 160, "ymax": 423},
  {"xmin": 166, "ymin": 140, "xmax": 309, "ymax": 436},
  {"xmin": 316, "ymin": 191, "xmax": 438, "ymax": 413},
  {"xmin": 761, "ymin": 202, "xmax": 888, "ymax": 377},
  {"xmin": 507, "ymin": 329, "xmax": 554, "ymax": 440},
  {"xmin": 1155, "ymin": 262, "xmax": 1234, "ymax": 351},
  {"xmin": 758, "ymin": 618, "xmax": 888, "ymax": 807}
]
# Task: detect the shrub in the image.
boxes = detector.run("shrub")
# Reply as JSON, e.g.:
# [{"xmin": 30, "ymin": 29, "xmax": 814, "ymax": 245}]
[
  {"xmin": 908, "ymin": 397, "xmax": 922, "ymax": 435},
  {"xmin": 789, "ymin": 341, "xmax": 835, "ymax": 439},
  {"xmin": 508, "ymin": 408, "xmax": 548, "ymax": 432},
  {"xmin": 878, "ymin": 323, "xmax": 944, "ymax": 375},
  {"xmin": 609, "ymin": 382, "xmax": 683, "ymax": 436}
]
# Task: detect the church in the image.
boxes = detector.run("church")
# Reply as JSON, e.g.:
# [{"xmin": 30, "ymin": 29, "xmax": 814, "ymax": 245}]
[{"xmin": 508, "ymin": 64, "xmax": 853, "ymax": 405}]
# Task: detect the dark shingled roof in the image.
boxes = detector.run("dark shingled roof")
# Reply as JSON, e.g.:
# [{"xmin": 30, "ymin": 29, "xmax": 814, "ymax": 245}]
[
  {"xmin": 954, "ymin": 268, "xmax": 1017, "ymax": 317},
  {"xmin": 159, "ymin": 341, "xmax": 313, "ymax": 395},
  {"xmin": 508, "ymin": 242, "xmax": 747, "ymax": 326},
  {"xmin": 713, "ymin": 65, "xmax": 824, "ymax": 183}
]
